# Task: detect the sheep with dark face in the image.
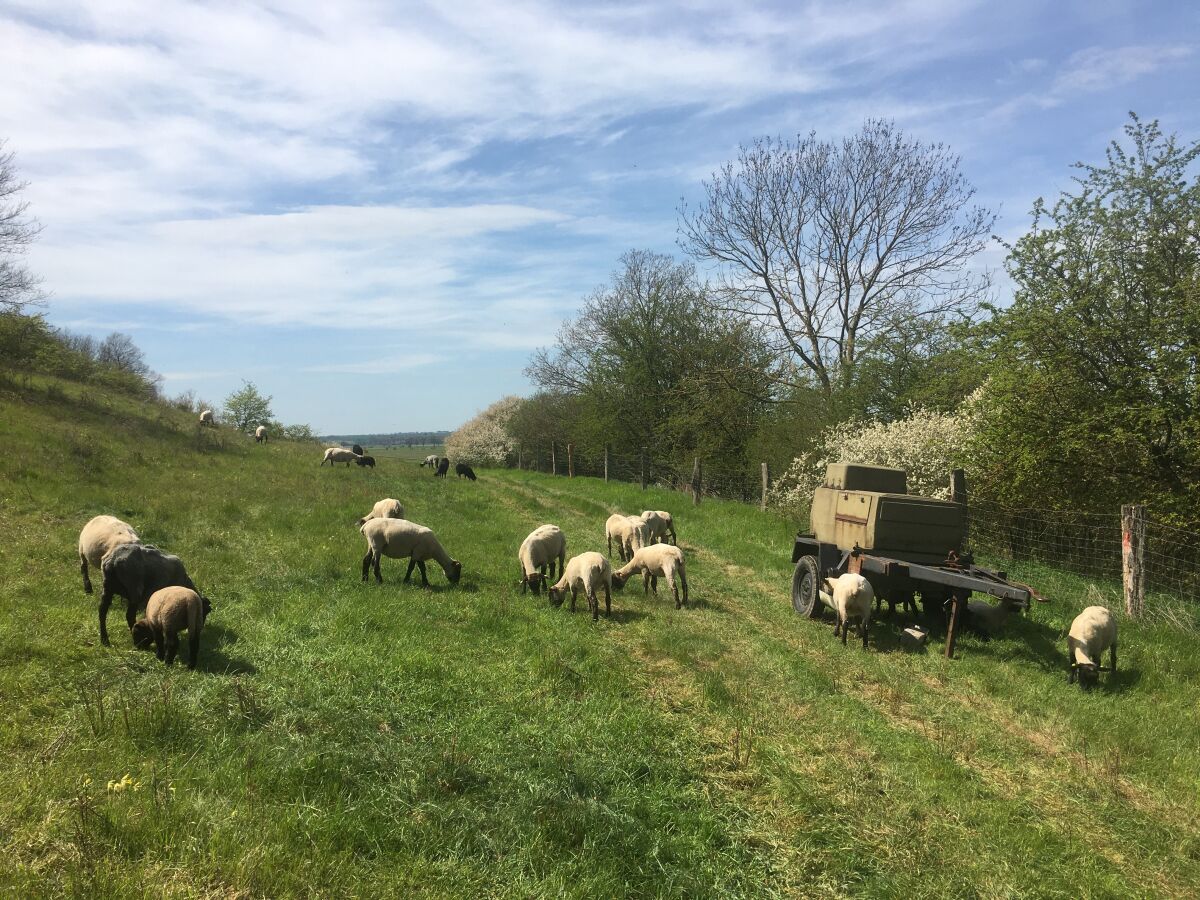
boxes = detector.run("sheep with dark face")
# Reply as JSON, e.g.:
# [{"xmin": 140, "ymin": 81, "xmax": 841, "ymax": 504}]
[
  {"xmin": 322, "ymin": 447, "xmax": 360, "ymax": 467},
  {"xmin": 131, "ymin": 587, "xmax": 211, "ymax": 669},
  {"xmin": 356, "ymin": 498, "xmax": 405, "ymax": 527},
  {"xmin": 421, "ymin": 454, "xmax": 439, "ymax": 469},
  {"xmin": 360, "ymin": 518, "xmax": 462, "ymax": 586},
  {"xmin": 255, "ymin": 425, "xmax": 268, "ymax": 443},
  {"xmin": 78, "ymin": 515, "xmax": 139, "ymax": 595},
  {"xmin": 98, "ymin": 543, "xmax": 197, "ymax": 646},
  {"xmin": 548, "ymin": 552, "xmax": 612, "ymax": 621},
  {"xmin": 434, "ymin": 458, "xmax": 450, "ymax": 477},
  {"xmin": 455, "ymin": 463, "xmax": 477, "ymax": 481},
  {"xmin": 356, "ymin": 455, "xmax": 376, "ymax": 468},
  {"xmin": 517, "ymin": 524, "xmax": 566, "ymax": 594},
  {"xmin": 820, "ymin": 573, "xmax": 874, "ymax": 649},
  {"xmin": 639, "ymin": 510, "xmax": 676, "ymax": 545},
  {"xmin": 199, "ymin": 409, "xmax": 215, "ymax": 427},
  {"xmin": 612, "ymin": 544, "xmax": 688, "ymax": 609},
  {"xmin": 1068, "ymin": 606, "xmax": 1117, "ymax": 688}
]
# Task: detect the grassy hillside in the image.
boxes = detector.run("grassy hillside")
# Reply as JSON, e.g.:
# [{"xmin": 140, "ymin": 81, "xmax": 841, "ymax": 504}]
[{"xmin": 1, "ymin": 375, "xmax": 1198, "ymax": 898}]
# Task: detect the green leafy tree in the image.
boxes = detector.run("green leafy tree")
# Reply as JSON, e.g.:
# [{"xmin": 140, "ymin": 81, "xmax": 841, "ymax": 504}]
[
  {"xmin": 224, "ymin": 381, "xmax": 275, "ymax": 432},
  {"xmin": 978, "ymin": 114, "xmax": 1200, "ymax": 521}
]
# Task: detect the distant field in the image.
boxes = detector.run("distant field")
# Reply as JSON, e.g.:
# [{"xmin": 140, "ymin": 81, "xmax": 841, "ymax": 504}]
[
  {"xmin": 2, "ymin": 374, "xmax": 1199, "ymax": 897},
  {"xmin": 370, "ymin": 444, "xmax": 444, "ymax": 463}
]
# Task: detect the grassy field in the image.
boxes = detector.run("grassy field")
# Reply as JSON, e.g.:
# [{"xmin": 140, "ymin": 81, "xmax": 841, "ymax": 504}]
[{"xmin": 2, "ymin": 374, "xmax": 1199, "ymax": 898}]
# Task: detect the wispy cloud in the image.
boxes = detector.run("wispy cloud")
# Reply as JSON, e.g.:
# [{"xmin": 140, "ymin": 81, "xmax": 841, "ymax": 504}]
[{"xmin": 304, "ymin": 353, "xmax": 444, "ymax": 375}]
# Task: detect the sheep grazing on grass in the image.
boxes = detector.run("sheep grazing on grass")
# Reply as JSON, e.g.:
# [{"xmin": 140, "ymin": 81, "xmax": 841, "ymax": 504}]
[
  {"xmin": 612, "ymin": 544, "xmax": 689, "ymax": 609},
  {"xmin": 820, "ymin": 573, "xmax": 874, "ymax": 648},
  {"xmin": 199, "ymin": 409, "xmax": 215, "ymax": 427},
  {"xmin": 78, "ymin": 514, "xmax": 139, "ymax": 595},
  {"xmin": 356, "ymin": 498, "xmax": 406, "ymax": 528},
  {"xmin": 421, "ymin": 455, "xmax": 439, "ymax": 469},
  {"xmin": 360, "ymin": 518, "xmax": 462, "ymax": 586},
  {"xmin": 456, "ymin": 463, "xmax": 477, "ymax": 481},
  {"xmin": 255, "ymin": 425, "xmax": 268, "ymax": 443},
  {"xmin": 98, "ymin": 543, "xmax": 197, "ymax": 646},
  {"xmin": 640, "ymin": 510, "xmax": 677, "ymax": 545},
  {"xmin": 517, "ymin": 524, "xmax": 566, "ymax": 594},
  {"xmin": 605, "ymin": 513, "xmax": 647, "ymax": 563},
  {"xmin": 1068, "ymin": 606, "xmax": 1118, "ymax": 688},
  {"xmin": 322, "ymin": 447, "xmax": 360, "ymax": 467},
  {"xmin": 131, "ymin": 587, "xmax": 211, "ymax": 669},
  {"xmin": 356, "ymin": 455, "xmax": 376, "ymax": 468},
  {"xmin": 548, "ymin": 552, "xmax": 613, "ymax": 621},
  {"xmin": 434, "ymin": 458, "xmax": 450, "ymax": 477}
]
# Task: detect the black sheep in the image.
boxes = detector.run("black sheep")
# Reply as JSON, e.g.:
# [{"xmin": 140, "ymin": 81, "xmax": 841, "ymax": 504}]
[
  {"xmin": 98, "ymin": 543, "xmax": 197, "ymax": 646},
  {"xmin": 455, "ymin": 463, "xmax": 477, "ymax": 481},
  {"xmin": 434, "ymin": 457, "xmax": 450, "ymax": 477},
  {"xmin": 352, "ymin": 444, "xmax": 365, "ymax": 456},
  {"xmin": 356, "ymin": 455, "xmax": 376, "ymax": 468}
]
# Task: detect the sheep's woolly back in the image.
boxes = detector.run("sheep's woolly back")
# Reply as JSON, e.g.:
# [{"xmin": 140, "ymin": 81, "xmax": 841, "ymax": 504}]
[
  {"xmin": 144, "ymin": 586, "xmax": 205, "ymax": 634},
  {"xmin": 357, "ymin": 498, "xmax": 405, "ymax": 526},
  {"xmin": 323, "ymin": 447, "xmax": 360, "ymax": 464},
  {"xmin": 361, "ymin": 517, "xmax": 449, "ymax": 563},
  {"xmin": 519, "ymin": 524, "xmax": 566, "ymax": 578},
  {"xmin": 79, "ymin": 515, "xmax": 139, "ymax": 569},
  {"xmin": 199, "ymin": 409, "xmax": 213, "ymax": 422},
  {"xmin": 1068, "ymin": 606, "xmax": 1117, "ymax": 667},
  {"xmin": 614, "ymin": 543, "xmax": 684, "ymax": 580},
  {"xmin": 550, "ymin": 551, "xmax": 612, "ymax": 595},
  {"xmin": 821, "ymin": 573, "xmax": 874, "ymax": 620},
  {"xmin": 255, "ymin": 425, "xmax": 267, "ymax": 437}
]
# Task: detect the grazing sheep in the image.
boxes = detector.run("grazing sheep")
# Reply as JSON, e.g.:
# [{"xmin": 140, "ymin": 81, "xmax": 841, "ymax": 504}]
[
  {"xmin": 356, "ymin": 498, "xmax": 406, "ymax": 528},
  {"xmin": 199, "ymin": 409, "xmax": 214, "ymax": 427},
  {"xmin": 130, "ymin": 587, "xmax": 211, "ymax": 669},
  {"xmin": 612, "ymin": 544, "xmax": 689, "ymax": 609},
  {"xmin": 78, "ymin": 514, "xmax": 139, "ymax": 595},
  {"xmin": 98, "ymin": 543, "xmax": 197, "ymax": 646},
  {"xmin": 605, "ymin": 513, "xmax": 647, "ymax": 562},
  {"xmin": 1068, "ymin": 606, "xmax": 1118, "ymax": 687},
  {"xmin": 548, "ymin": 552, "xmax": 613, "ymax": 621},
  {"xmin": 455, "ymin": 463, "xmax": 477, "ymax": 481},
  {"xmin": 421, "ymin": 454, "xmax": 439, "ymax": 468},
  {"xmin": 360, "ymin": 518, "xmax": 462, "ymax": 586},
  {"xmin": 820, "ymin": 573, "xmax": 874, "ymax": 648},
  {"xmin": 517, "ymin": 524, "xmax": 567, "ymax": 594},
  {"xmin": 434, "ymin": 458, "xmax": 450, "ymax": 477},
  {"xmin": 352, "ymin": 444, "xmax": 365, "ymax": 456},
  {"xmin": 640, "ymin": 510, "xmax": 677, "ymax": 545},
  {"xmin": 322, "ymin": 447, "xmax": 360, "ymax": 467},
  {"xmin": 356, "ymin": 455, "xmax": 376, "ymax": 468},
  {"xmin": 965, "ymin": 596, "xmax": 1026, "ymax": 639},
  {"xmin": 255, "ymin": 425, "xmax": 268, "ymax": 443}
]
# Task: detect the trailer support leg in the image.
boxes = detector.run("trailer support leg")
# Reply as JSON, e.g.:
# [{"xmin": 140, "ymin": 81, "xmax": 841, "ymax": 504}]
[{"xmin": 945, "ymin": 590, "xmax": 967, "ymax": 659}]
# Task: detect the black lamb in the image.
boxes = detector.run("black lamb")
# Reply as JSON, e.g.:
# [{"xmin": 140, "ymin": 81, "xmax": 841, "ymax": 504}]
[
  {"xmin": 455, "ymin": 463, "xmax": 477, "ymax": 481},
  {"xmin": 356, "ymin": 455, "xmax": 376, "ymax": 468},
  {"xmin": 435, "ymin": 457, "xmax": 450, "ymax": 477}
]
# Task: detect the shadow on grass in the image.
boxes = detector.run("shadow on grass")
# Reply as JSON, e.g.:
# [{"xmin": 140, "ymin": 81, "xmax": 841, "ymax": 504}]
[{"xmin": 199, "ymin": 623, "xmax": 259, "ymax": 676}]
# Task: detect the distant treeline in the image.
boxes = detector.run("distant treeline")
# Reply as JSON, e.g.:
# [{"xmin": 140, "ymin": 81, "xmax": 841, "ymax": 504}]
[{"xmin": 323, "ymin": 431, "xmax": 450, "ymax": 448}]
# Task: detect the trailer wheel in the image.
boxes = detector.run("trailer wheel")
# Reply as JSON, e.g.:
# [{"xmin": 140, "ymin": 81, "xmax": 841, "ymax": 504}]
[{"xmin": 792, "ymin": 556, "xmax": 822, "ymax": 618}]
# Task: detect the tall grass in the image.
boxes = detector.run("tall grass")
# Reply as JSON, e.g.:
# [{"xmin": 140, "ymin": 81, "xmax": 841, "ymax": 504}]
[{"xmin": 1, "ymin": 375, "xmax": 1197, "ymax": 897}]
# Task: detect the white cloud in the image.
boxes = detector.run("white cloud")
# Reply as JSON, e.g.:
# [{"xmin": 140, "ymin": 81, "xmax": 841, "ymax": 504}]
[{"xmin": 304, "ymin": 353, "xmax": 445, "ymax": 374}]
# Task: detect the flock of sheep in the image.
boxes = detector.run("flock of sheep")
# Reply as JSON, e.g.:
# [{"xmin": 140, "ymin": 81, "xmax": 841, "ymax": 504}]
[{"xmin": 197, "ymin": 409, "xmax": 268, "ymax": 444}]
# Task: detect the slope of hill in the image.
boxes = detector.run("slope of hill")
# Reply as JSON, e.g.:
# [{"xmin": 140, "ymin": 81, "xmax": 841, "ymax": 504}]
[{"xmin": 1, "ymin": 374, "xmax": 1198, "ymax": 897}]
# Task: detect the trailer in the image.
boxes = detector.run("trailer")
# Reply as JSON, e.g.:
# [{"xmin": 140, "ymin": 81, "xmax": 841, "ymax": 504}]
[{"xmin": 789, "ymin": 463, "xmax": 1035, "ymax": 657}]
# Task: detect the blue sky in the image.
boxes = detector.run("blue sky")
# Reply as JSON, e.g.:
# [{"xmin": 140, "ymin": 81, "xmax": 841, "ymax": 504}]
[{"xmin": 2, "ymin": 0, "xmax": 1197, "ymax": 433}]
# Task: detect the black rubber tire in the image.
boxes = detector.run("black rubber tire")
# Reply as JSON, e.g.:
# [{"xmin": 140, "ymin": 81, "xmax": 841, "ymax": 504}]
[{"xmin": 791, "ymin": 556, "xmax": 822, "ymax": 618}]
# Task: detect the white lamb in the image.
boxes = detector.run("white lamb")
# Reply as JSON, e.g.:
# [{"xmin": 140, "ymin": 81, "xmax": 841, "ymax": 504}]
[
  {"xmin": 1067, "ymin": 606, "xmax": 1117, "ymax": 687},
  {"xmin": 965, "ymin": 597, "xmax": 1026, "ymax": 638},
  {"xmin": 612, "ymin": 544, "xmax": 689, "ymax": 609},
  {"xmin": 820, "ymin": 573, "xmax": 875, "ymax": 648},
  {"xmin": 517, "ymin": 524, "xmax": 567, "ymax": 595},
  {"xmin": 322, "ymin": 447, "xmax": 360, "ymax": 467},
  {"xmin": 360, "ymin": 518, "xmax": 462, "ymax": 586},
  {"xmin": 548, "ymin": 551, "xmax": 613, "ymax": 621},
  {"xmin": 199, "ymin": 409, "xmax": 214, "ymax": 427},
  {"xmin": 640, "ymin": 510, "xmax": 677, "ymax": 545},
  {"xmin": 255, "ymin": 425, "xmax": 268, "ymax": 443},
  {"xmin": 355, "ymin": 498, "xmax": 406, "ymax": 528},
  {"xmin": 421, "ymin": 454, "xmax": 439, "ymax": 468},
  {"xmin": 605, "ymin": 513, "xmax": 648, "ymax": 562},
  {"xmin": 78, "ymin": 514, "xmax": 139, "ymax": 595}
]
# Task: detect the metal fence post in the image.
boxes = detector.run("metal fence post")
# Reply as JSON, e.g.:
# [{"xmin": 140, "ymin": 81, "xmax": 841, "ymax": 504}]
[
  {"xmin": 1122, "ymin": 503, "xmax": 1146, "ymax": 618},
  {"xmin": 951, "ymin": 468, "xmax": 969, "ymax": 550}
]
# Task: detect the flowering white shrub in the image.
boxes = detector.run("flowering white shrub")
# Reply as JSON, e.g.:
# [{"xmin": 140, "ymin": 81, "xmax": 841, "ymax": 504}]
[
  {"xmin": 771, "ymin": 389, "xmax": 984, "ymax": 514},
  {"xmin": 444, "ymin": 396, "xmax": 523, "ymax": 466}
]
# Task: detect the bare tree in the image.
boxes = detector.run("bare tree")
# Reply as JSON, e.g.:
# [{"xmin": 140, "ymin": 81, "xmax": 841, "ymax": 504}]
[
  {"xmin": 0, "ymin": 140, "xmax": 44, "ymax": 313},
  {"xmin": 98, "ymin": 332, "xmax": 151, "ymax": 376},
  {"xmin": 679, "ymin": 120, "xmax": 994, "ymax": 395}
]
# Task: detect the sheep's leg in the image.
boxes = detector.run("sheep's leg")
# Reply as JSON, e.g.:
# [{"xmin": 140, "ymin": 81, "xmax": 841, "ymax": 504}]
[
  {"xmin": 362, "ymin": 550, "xmax": 374, "ymax": 582},
  {"xmin": 373, "ymin": 552, "xmax": 382, "ymax": 583},
  {"xmin": 188, "ymin": 628, "xmax": 201, "ymax": 670},
  {"xmin": 604, "ymin": 583, "xmax": 611, "ymax": 616},
  {"xmin": 404, "ymin": 559, "xmax": 417, "ymax": 583},
  {"xmin": 125, "ymin": 598, "xmax": 139, "ymax": 633},
  {"xmin": 569, "ymin": 586, "xmax": 577, "ymax": 612},
  {"xmin": 861, "ymin": 618, "xmax": 869, "ymax": 650},
  {"xmin": 642, "ymin": 573, "xmax": 650, "ymax": 595},
  {"xmin": 607, "ymin": 534, "xmax": 613, "ymax": 558},
  {"xmin": 81, "ymin": 556, "xmax": 93, "ymax": 594},
  {"xmin": 588, "ymin": 589, "xmax": 598, "ymax": 622},
  {"xmin": 164, "ymin": 633, "xmax": 178, "ymax": 666},
  {"xmin": 679, "ymin": 569, "xmax": 689, "ymax": 607},
  {"xmin": 98, "ymin": 592, "xmax": 114, "ymax": 646},
  {"xmin": 668, "ymin": 572, "xmax": 680, "ymax": 610},
  {"xmin": 152, "ymin": 626, "xmax": 166, "ymax": 661},
  {"xmin": 417, "ymin": 560, "xmax": 429, "ymax": 586},
  {"xmin": 1110, "ymin": 643, "xmax": 1117, "ymax": 674},
  {"xmin": 1068, "ymin": 646, "xmax": 1077, "ymax": 684},
  {"xmin": 650, "ymin": 574, "xmax": 658, "ymax": 594}
]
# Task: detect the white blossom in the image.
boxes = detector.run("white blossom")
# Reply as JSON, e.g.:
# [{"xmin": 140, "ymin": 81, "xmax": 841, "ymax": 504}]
[{"xmin": 444, "ymin": 396, "xmax": 522, "ymax": 466}]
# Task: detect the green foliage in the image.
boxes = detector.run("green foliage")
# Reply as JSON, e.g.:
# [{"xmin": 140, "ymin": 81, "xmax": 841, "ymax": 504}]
[
  {"xmin": 980, "ymin": 114, "xmax": 1200, "ymax": 521},
  {"xmin": 279, "ymin": 422, "xmax": 318, "ymax": 442},
  {"xmin": 223, "ymin": 380, "xmax": 275, "ymax": 432}
]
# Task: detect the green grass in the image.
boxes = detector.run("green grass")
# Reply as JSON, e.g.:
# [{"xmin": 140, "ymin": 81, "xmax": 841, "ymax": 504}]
[{"xmin": 2, "ymin": 374, "xmax": 1198, "ymax": 898}]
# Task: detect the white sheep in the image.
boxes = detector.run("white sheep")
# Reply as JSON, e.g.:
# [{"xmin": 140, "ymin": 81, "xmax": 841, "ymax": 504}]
[
  {"xmin": 360, "ymin": 518, "xmax": 462, "ymax": 586},
  {"xmin": 78, "ymin": 514, "xmax": 139, "ymax": 595},
  {"xmin": 1068, "ymin": 606, "xmax": 1117, "ymax": 687},
  {"xmin": 199, "ymin": 409, "xmax": 214, "ymax": 427},
  {"xmin": 605, "ymin": 513, "xmax": 648, "ymax": 562},
  {"xmin": 820, "ymin": 573, "xmax": 874, "ymax": 648},
  {"xmin": 322, "ymin": 447, "xmax": 361, "ymax": 467},
  {"xmin": 421, "ymin": 454, "xmax": 439, "ymax": 468},
  {"xmin": 130, "ymin": 586, "xmax": 211, "ymax": 669},
  {"xmin": 640, "ymin": 510, "xmax": 677, "ymax": 545},
  {"xmin": 255, "ymin": 425, "xmax": 268, "ymax": 443},
  {"xmin": 548, "ymin": 551, "xmax": 613, "ymax": 621},
  {"xmin": 355, "ymin": 498, "xmax": 406, "ymax": 528},
  {"xmin": 517, "ymin": 524, "xmax": 567, "ymax": 594},
  {"xmin": 965, "ymin": 597, "xmax": 1026, "ymax": 638},
  {"xmin": 612, "ymin": 544, "xmax": 689, "ymax": 609}
]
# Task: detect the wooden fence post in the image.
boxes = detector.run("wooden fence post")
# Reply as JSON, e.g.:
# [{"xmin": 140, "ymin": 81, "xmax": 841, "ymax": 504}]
[
  {"xmin": 760, "ymin": 462, "xmax": 769, "ymax": 512},
  {"xmin": 950, "ymin": 468, "xmax": 969, "ymax": 550},
  {"xmin": 640, "ymin": 448, "xmax": 647, "ymax": 491},
  {"xmin": 1122, "ymin": 503, "xmax": 1146, "ymax": 618},
  {"xmin": 517, "ymin": 448, "xmax": 523, "ymax": 470},
  {"xmin": 567, "ymin": 443, "xmax": 575, "ymax": 478},
  {"xmin": 692, "ymin": 457, "xmax": 702, "ymax": 505},
  {"xmin": 604, "ymin": 443, "xmax": 610, "ymax": 483},
  {"xmin": 551, "ymin": 442, "xmax": 557, "ymax": 477}
]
